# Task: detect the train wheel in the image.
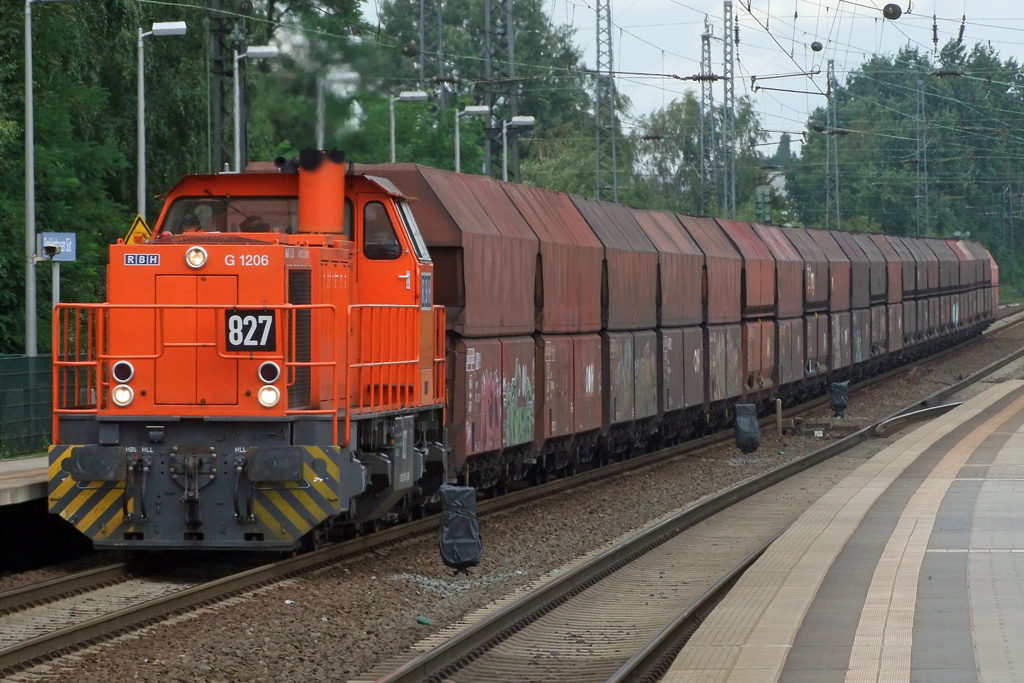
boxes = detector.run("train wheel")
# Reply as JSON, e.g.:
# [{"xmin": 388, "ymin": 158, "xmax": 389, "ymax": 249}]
[{"xmin": 300, "ymin": 525, "xmax": 328, "ymax": 553}]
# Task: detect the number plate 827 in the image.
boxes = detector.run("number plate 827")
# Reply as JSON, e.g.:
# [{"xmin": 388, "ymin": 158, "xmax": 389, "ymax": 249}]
[{"xmin": 225, "ymin": 310, "xmax": 277, "ymax": 351}]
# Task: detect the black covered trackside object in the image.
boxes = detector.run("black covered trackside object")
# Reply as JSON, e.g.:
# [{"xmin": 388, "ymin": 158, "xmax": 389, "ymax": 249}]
[
  {"xmin": 830, "ymin": 381, "xmax": 850, "ymax": 418},
  {"xmin": 734, "ymin": 403, "xmax": 761, "ymax": 454},
  {"xmin": 438, "ymin": 485, "xmax": 483, "ymax": 575}
]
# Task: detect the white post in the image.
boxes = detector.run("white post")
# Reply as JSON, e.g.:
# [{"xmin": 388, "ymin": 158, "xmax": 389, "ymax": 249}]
[
  {"xmin": 316, "ymin": 78, "xmax": 325, "ymax": 149},
  {"xmin": 233, "ymin": 49, "xmax": 242, "ymax": 173},
  {"xmin": 389, "ymin": 96, "xmax": 396, "ymax": 164},
  {"xmin": 454, "ymin": 110, "xmax": 461, "ymax": 173},
  {"xmin": 24, "ymin": 0, "xmax": 36, "ymax": 356},
  {"xmin": 137, "ymin": 28, "xmax": 147, "ymax": 219},
  {"xmin": 52, "ymin": 261, "xmax": 59, "ymax": 312},
  {"xmin": 502, "ymin": 119, "xmax": 508, "ymax": 182}
]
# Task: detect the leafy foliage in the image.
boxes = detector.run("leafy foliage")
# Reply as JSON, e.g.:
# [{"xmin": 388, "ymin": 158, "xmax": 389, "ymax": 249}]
[
  {"xmin": 786, "ymin": 42, "xmax": 1024, "ymax": 274},
  {"xmin": 629, "ymin": 91, "xmax": 769, "ymax": 214},
  {"xmin": 0, "ymin": 0, "xmax": 209, "ymax": 353}
]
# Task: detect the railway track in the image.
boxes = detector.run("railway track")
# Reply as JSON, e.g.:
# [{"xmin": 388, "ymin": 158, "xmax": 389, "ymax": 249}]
[
  {"xmin": 360, "ymin": 323, "xmax": 1024, "ymax": 683},
  {"xmin": 3, "ymin": 313, "xmax": 1023, "ymax": 677}
]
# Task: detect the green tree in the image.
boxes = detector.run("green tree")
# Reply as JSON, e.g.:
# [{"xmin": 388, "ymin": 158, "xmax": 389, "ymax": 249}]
[
  {"xmin": 786, "ymin": 41, "xmax": 1024, "ymax": 288},
  {"xmin": 627, "ymin": 92, "xmax": 768, "ymax": 215},
  {"xmin": 0, "ymin": 0, "xmax": 210, "ymax": 353},
  {"xmin": 772, "ymin": 133, "xmax": 796, "ymax": 167},
  {"xmin": 326, "ymin": 0, "xmax": 592, "ymax": 170}
]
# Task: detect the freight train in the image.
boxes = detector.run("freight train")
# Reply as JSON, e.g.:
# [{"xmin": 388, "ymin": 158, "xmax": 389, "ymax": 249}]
[{"xmin": 48, "ymin": 151, "xmax": 998, "ymax": 550}]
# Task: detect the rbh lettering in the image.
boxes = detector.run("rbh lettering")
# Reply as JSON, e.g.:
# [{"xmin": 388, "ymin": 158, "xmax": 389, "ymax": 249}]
[{"xmin": 124, "ymin": 253, "xmax": 160, "ymax": 266}]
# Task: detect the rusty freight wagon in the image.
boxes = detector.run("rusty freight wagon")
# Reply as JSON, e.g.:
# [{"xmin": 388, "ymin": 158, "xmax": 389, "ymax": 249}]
[{"xmin": 48, "ymin": 156, "xmax": 999, "ymax": 552}]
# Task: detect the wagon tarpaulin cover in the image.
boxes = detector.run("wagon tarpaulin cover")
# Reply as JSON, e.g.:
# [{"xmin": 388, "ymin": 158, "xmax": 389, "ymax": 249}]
[
  {"xmin": 438, "ymin": 485, "xmax": 484, "ymax": 574},
  {"xmin": 734, "ymin": 403, "xmax": 760, "ymax": 454}
]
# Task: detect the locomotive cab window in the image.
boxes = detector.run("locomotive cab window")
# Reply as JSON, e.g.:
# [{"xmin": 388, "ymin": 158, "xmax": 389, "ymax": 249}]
[
  {"xmin": 163, "ymin": 197, "xmax": 299, "ymax": 234},
  {"xmin": 398, "ymin": 201, "xmax": 431, "ymax": 262},
  {"xmin": 362, "ymin": 201, "xmax": 402, "ymax": 260},
  {"xmin": 343, "ymin": 198, "xmax": 354, "ymax": 240}
]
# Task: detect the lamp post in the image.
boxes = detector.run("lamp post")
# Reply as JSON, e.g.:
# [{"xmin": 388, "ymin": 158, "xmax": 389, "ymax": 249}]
[
  {"xmin": 233, "ymin": 44, "xmax": 279, "ymax": 173},
  {"xmin": 389, "ymin": 91, "xmax": 428, "ymax": 163},
  {"xmin": 316, "ymin": 72, "xmax": 359, "ymax": 149},
  {"xmin": 24, "ymin": 0, "xmax": 79, "ymax": 357},
  {"xmin": 455, "ymin": 105, "xmax": 490, "ymax": 173},
  {"xmin": 138, "ymin": 21, "xmax": 186, "ymax": 220},
  {"xmin": 502, "ymin": 115, "xmax": 535, "ymax": 182}
]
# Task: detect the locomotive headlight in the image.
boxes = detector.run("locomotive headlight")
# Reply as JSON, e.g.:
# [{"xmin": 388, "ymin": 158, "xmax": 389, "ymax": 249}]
[
  {"xmin": 111, "ymin": 384, "xmax": 135, "ymax": 407},
  {"xmin": 258, "ymin": 361, "xmax": 281, "ymax": 384},
  {"xmin": 257, "ymin": 385, "xmax": 280, "ymax": 408},
  {"xmin": 111, "ymin": 361, "xmax": 134, "ymax": 383},
  {"xmin": 185, "ymin": 246, "xmax": 208, "ymax": 269}
]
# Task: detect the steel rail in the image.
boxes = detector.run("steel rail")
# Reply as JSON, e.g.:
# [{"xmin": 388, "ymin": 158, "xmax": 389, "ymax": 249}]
[
  {"xmin": 874, "ymin": 402, "xmax": 963, "ymax": 437},
  {"xmin": 604, "ymin": 528, "xmax": 787, "ymax": 683},
  {"xmin": 3, "ymin": 314, "xmax": 1023, "ymax": 675},
  {"xmin": 372, "ymin": 319, "xmax": 1024, "ymax": 683},
  {"xmin": 0, "ymin": 563, "xmax": 131, "ymax": 616}
]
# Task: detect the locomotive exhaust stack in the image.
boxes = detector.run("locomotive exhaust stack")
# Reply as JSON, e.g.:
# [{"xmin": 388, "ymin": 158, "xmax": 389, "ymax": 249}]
[{"xmin": 298, "ymin": 149, "xmax": 347, "ymax": 233}]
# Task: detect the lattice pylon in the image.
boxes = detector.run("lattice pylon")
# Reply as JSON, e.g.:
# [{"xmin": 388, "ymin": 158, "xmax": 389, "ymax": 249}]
[
  {"xmin": 700, "ymin": 17, "xmax": 716, "ymax": 215},
  {"xmin": 721, "ymin": 0, "xmax": 735, "ymax": 218},
  {"xmin": 595, "ymin": 0, "xmax": 617, "ymax": 201},
  {"xmin": 419, "ymin": 0, "xmax": 446, "ymax": 108},
  {"xmin": 825, "ymin": 59, "xmax": 841, "ymax": 230},
  {"xmin": 483, "ymin": 0, "xmax": 518, "ymax": 178}
]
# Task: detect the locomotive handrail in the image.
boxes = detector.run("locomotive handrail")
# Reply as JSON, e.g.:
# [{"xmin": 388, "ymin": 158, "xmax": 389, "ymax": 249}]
[
  {"xmin": 344, "ymin": 304, "xmax": 425, "ymax": 448},
  {"xmin": 432, "ymin": 305, "xmax": 446, "ymax": 409},
  {"xmin": 54, "ymin": 301, "xmax": 447, "ymax": 449},
  {"xmin": 53, "ymin": 302, "xmax": 341, "ymax": 445}
]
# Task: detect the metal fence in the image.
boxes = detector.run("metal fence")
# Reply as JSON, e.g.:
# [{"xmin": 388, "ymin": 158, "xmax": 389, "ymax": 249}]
[{"xmin": 0, "ymin": 355, "xmax": 52, "ymax": 458}]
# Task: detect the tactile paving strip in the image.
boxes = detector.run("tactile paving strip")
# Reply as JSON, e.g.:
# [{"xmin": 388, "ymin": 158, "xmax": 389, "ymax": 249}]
[{"xmin": 661, "ymin": 381, "xmax": 1024, "ymax": 683}]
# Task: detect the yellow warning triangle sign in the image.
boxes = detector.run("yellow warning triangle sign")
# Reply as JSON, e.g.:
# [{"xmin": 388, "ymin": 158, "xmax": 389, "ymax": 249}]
[{"xmin": 125, "ymin": 215, "xmax": 153, "ymax": 245}]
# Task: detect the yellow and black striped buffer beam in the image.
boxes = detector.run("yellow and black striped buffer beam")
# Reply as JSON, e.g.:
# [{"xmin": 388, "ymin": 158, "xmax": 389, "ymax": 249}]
[
  {"xmin": 49, "ymin": 444, "xmax": 346, "ymax": 543},
  {"xmin": 49, "ymin": 445, "xmax": 129, "ymax": 541},
  {"xmin": 251, "ymin": 446, "xmax": 343, "ymax": 541}
]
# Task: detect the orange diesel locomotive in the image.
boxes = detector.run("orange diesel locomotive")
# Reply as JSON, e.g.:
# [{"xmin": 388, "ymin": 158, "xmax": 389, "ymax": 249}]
[{"xmin": 48, "ymin": 151, "xmax": 447, "ymax": 550}]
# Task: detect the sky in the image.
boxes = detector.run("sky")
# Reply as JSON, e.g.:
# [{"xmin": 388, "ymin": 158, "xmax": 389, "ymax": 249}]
[
  {"xmin": 361, "ymin": 1, "xmax": 1024, "ymax": 155},
  {"xmin": 542, "ymin": 0, "xmax": 1024, "ymax": 152}
]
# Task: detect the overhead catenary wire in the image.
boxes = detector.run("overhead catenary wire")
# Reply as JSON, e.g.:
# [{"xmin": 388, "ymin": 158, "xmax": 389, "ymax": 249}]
[{"xmin": 142, "ymin": 0, "xmax": 1024, "ymax": 188}]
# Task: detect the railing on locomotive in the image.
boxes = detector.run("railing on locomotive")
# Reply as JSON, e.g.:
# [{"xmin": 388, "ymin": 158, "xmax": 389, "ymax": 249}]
[
  {"xmin": 53, "ymin": 301, "xmax": 441, "ymax": 450},
  {"xmin": 52, "ymin": 302, "xmax": 341, "ymax": 445}
]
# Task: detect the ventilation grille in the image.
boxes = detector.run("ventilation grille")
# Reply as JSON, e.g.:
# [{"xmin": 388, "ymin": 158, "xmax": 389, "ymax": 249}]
[{"xmin": 288, "ymin": 269, "xmax": 312, "ymax": 409}]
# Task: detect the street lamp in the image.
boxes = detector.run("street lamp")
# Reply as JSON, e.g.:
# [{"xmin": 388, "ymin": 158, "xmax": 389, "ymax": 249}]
[
  {"xmin": 24, "ymin": 0, "xmax": 79, "ymax": 357},
  {"xmin": 455, "ymin": 105, "xmax": 490, "ymax": 173},
  {"xmin": 233, "ymin": 44, "xmax": 280, "ymax": 173},
  {"xmin": 502, "ymin": 115, "xmax": 535, "ymax": 182},
  {"xmin": 316, "ymin": 72, "xmax": 360, "ymax": 149},
  {"xmin": 389, "ymin": 91, "xmax": 428, "ymax": 163},
  {"xmin": 138, "ymin": 21, "xmax": 187, "ymax": 220}
]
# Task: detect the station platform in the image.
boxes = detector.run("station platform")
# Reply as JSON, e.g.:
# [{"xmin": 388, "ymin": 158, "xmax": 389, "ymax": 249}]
[
  {"xmin": 0, "ymin": 454, "xmax": 48, "ymax": 506},
  {"xmin": 665, "ymin": 380, "xmax": 1024, "ymax": 683}
]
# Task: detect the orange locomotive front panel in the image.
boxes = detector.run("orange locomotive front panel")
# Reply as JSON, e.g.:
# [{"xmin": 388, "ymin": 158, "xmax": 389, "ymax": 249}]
[{"xmin": 48, "ymin": 151, "xmax": 447, "ymax": 550}]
